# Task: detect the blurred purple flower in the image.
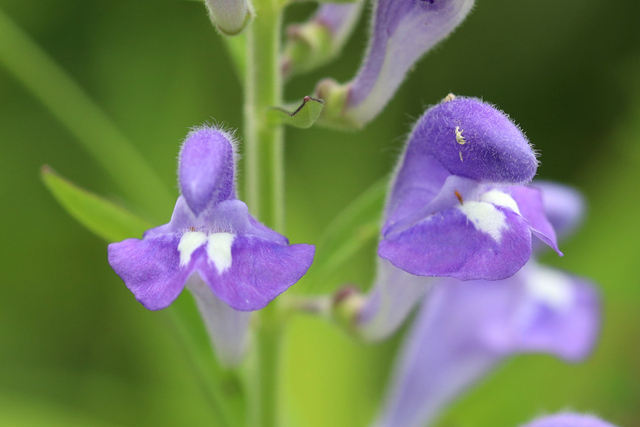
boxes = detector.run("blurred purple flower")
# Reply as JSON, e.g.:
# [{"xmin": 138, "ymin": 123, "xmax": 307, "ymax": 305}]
[
  {"xmin": 522, "ymin": 413, "xmax": 617, "ymax": 427},
  {"xmin": 317, "ymin": 0, "xmax": 475, "ymax": 128},
  {"xmin": 371, "ymin": 183, "xmax": 601, "ymax": 427},
  {"xmin": 108, "ymin": 127, "xmax": 314, "ymax": 365}
]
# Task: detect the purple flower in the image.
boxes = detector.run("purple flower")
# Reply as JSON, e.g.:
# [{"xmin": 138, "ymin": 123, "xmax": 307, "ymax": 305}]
[
  {"xmin": 342, "ymin": 97, "xmax": 561, "ymax": 341},
  {"xmin": 316, "ymin": 0, "xmax": 475, "ymax": 128},
  {"xmin": 108, "ymin": 127, "xmax": 314, "ymax": 365},
  {"xmin": 371, "ymin": 183, "xmax": 601, "ymax": 427},
  {"xmin": 380, "ymin": 96, "xmax": 559, "ymax": 281},
  {"xmin": 522, "ymin": 413, "xmax": 617, "ymax": 427}
]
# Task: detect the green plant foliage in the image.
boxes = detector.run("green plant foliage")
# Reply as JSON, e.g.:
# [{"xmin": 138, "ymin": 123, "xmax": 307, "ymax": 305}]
[
  {"xmin": 41, "ymin": 166, "xmax": 152, "ymax": 242},
  {"xmin": 304, "ymin": 178, "xmax": 387, "ymax": 294}
]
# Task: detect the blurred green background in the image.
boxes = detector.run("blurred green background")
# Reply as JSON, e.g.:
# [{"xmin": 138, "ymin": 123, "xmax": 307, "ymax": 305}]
[{"xmin": 1, "ymin": 0, "xmax": 639, "ymax": 426}]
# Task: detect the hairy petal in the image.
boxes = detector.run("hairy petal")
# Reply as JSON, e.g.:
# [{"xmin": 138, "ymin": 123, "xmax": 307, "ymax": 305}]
[
  {"xmin": 179, "ymin": 126, "xmax": 236, "ymax": 215},
  {"xmin": 408, "ymin": 97, "xmax": 537, "ymax": 185},
  {"xmin": 197, "ymin": 235, "xmax": 315, "ymax": 311},
  {"xmin": 108, "ymin": 234, "xmax": 190, "ymax": 310},
  {"xmin": 379, "ymin": 205, "xmax": 532, "ymax": 280}
]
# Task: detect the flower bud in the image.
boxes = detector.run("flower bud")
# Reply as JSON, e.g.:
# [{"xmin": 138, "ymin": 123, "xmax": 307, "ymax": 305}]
[
  {"xmin": 204, "ymin": 0, "xmax": 253, "ymax": 36},
  {"xmin": 282, "ymin": 3, "xmax": 364, "ymax": 78}
]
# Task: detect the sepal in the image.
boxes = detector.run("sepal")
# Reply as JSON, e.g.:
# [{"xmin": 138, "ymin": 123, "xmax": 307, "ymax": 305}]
[
  {"xmin": 282, "ymin": 3, "xmax": 364, "ymax": 78},
  {"xmin": 269, "ymin": 96, "xmax": 325, "ymax": 129}
]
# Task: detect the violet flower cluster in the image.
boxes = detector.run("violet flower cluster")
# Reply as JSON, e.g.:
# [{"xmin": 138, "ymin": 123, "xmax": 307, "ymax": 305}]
[{"xmin": 101, "ymin": 0, "xmax": 618, "ymax": 425}]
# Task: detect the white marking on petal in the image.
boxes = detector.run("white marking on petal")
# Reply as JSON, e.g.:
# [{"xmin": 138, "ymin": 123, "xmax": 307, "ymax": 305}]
[
  {"xmin": 206, "ymin": 233, "xmax": 235, "ymax": 274},
  {"xmin": 480, "ymin": 190, "xmax": 520, "ymax": 214},
  {"xmin": 526, "ymin": 266, "xmax": 574, "ymax": 311},
  {"xmin": 455, "ymin": 126, "xmax": 466, "ymax": 145},
  {"xmin": 458, "ymin": 201, "xmax": 507, "ymax": 242},
  {"xmin": 178, "ymin": 231, "xmax": 208, "ymax": 266}
]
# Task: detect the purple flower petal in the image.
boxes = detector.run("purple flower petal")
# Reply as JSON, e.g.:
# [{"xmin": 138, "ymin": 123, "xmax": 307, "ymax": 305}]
[
  {"xmin": 179, "ymin": 127, "xmax": 236, "ymax": 215},
  {"xmin": 357, "ymin": 259, "xmax": 431, "ymax": 341},
  {"xmin": 488, "ymin": 264, "xmax": 600, "ymax": 361},
  {"xmin": 509, "ymin": 185, "xmax": 562, "ymax": 255},
  {"xmin": 379, "ymin": 203, "xmax": 532, "ymax": 281},
  {"xmin": 108, "ymin": 234, "xmax": 190, "ymax": 310},
  {"xmin": 372, "ymin": 263, "xmax": 600, "ymax": 427},
  {"xmin": 534, "ymin": 181, "xmax": 585, "ymax": 241},
  {"xmin": 521, "ymin": 413, "xmax": 617, "ymax": 427},
  {"xmin": 409, "ymin": 97, "xmax": 537, "ymax": 185},
  {"xmin": 187, "ymin": 275, "xmax": 251, "ymax": 367},
  {"xmin": 346, "ymin": 0, "xmax": 475, "ymax": 124},
  {"xmin": 197, "ymin": 234, "xmax": 315, "ymax": 311}
]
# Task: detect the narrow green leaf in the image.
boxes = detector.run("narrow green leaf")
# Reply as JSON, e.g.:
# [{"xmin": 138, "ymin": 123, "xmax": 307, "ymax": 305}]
[
  {"xmin": 0, "ymin": 8, "xmax": 173, "ymax": 219},
  {"xmin": 41, "ymin": 166, "xmax": 152, "ymax": 242},
  {"xmin": 269, "ymin": 96, "xmax": 325, "ymax": 129},
  {"xmin": 305, "ymin": 177, "xmax": 388, "ymax": 294}
]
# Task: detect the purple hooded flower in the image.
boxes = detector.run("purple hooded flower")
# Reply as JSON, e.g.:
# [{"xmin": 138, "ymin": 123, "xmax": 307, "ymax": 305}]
[
  {"xmin": 380, "ymin": 96, "xmax": 559, "ymax": 281},
  {"xmin": 108, "ymin": 127, "xmax": 314, "ymax": 365},
  {"xmin": 371, "ymin": 183, "xmax": 601, "ymax": 427},
  {"xmin": 521, "ymin": 413, "xmax": 617, "ymax": 427},
  {"xmin": 316, "ymin": 0, "xmax": 475, "ymax": 128},
  {"xmin": 338, "ymin": 96, "xmax": 561, "ymax": 341}
]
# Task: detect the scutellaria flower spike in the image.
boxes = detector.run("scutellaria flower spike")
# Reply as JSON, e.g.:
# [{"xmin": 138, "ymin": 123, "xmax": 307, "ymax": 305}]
[
  {"xmin": 204, "ymin": 0, "xmax": 254, "ymax": 36},
  {"xmin": 316, "ymin": 0, "xmax": 475, "ymax": 129},
  {"xmin": 370, "ymin": 183, "xmax": 601, "ymax": 427},
  {"xmin": 108, "ymin": 126, "xmax": 315, "ymax": 366}
]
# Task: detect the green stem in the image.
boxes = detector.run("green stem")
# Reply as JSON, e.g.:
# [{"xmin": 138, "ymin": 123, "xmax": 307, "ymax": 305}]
[
  {"xmin": 244, "ymin": 0, "xmax": 284, "ymax": 232},
  {"xmin": 243, "ymin": 0, "xmax": 285, "ymax": 425}
]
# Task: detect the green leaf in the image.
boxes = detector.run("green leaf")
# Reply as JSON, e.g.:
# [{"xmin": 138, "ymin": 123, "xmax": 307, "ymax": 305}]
[
  {"xmin": 0, "ymin": 9, "xmax": 173, "ymax": 219},
  {"xmin": 41, "ymin": 166, "xmax": 152, "ymax": 242},
  {"xmin": 304, "ymin": 177, "xmax": 388, "ymax": 294},
  {"xmin": 269, "ymin": 96, "xmax": 325, "ymax": 129}
]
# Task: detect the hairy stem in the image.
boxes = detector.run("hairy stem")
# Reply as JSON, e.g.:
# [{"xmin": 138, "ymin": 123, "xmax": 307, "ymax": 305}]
[
  {"xmin": 244, "ymin": 0, "xmax": 284, "ymax": 233},
  {"xmin": 243, "ymin": 0, "xmax": 285, "ymax": 426}
]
